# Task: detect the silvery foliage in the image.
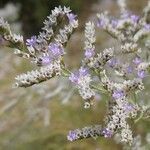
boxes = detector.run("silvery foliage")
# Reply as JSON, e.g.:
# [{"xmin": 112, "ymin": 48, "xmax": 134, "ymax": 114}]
[{"xmin": 0, "ymin": 0, "xmax": 150, "ymax": 147}]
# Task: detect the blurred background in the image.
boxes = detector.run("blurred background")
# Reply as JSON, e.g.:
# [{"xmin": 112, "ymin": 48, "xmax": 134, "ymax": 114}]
[{"xmin": 0, "ymin": 0, "xmax": 149, "ymax": 150}]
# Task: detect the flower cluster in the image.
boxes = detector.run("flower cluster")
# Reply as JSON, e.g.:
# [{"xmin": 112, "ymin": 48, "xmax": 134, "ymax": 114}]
[
  {"xmin": 84, "ymin": 22, "xmax": 96, "ymax": 60},
  {"xmin": 15, "ymin": 60, "xmax": 61, "ymax": 87},
  {"xmin": 0, "ymin": 17, "xmax": 24, "ymax": 49},
  {"xmin": 68, "ymin": 0, "xmax": 149, "ymax": 145},
  {"xmin": 0, "ymin": 6, "xmax": 78, "ymax": 88},
  {"xmin": 69, "ymin": 67, "xmax": 95, "ymax": 103},
  {"xmin": 0, "ymin": 0, "xmax": 150, "ymax": 148},
  {"xmin": 87, "ymin": 48, "xmax": 114, "ymax": 69},
  {"xmin": 25, "ymin": 6, "xmax": 78, "ymax": 65},
  {"xmin": 67, "ymin": 125, "xmax": 102, "ymax": 141},
  {"xmin": 104, "ymin": 100, "xmax": 135, "ymax": 144}
]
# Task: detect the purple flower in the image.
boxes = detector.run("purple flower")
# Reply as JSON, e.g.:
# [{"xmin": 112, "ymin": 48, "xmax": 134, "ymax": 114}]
[
  {"xmin": 133, "ymin": 57, "xmax": 142, "ymax": 65},
  {"xmin": 131, "ymin": 15, "xmax": 139, "ymax": 23},
  {"xmin": 111, "ymin": 19, "xmax": 118, "ymax": 28},
  {"xmin": 48, "ymin": 43, "xmax": 64, "ymax": 58},
  {"xmin": 67, "ymin": 131, "xmax": 78, "ymax": 141},
  {"xmin": 41, "ymin": 56, "xmax": 51, "ymax": 65},
  {"xmin": 144, "ymin": 24, "xmax": 150, "ymax": 30},
  {"xmin": 112, "ymin": 90, "xmax": 125, "ymax": 99},
  {"xmin": 102, "ymin": 128, "xmax": 113, "ymax": 138},
  {"xmin": 69, "ymin": 72, "xmax": 79, "ymax": 84},
  {"xmin": 137, "ymin": 70, "xmax": 146, "ymax": 79},
  {"xmin": 69, "ymin": 67, "xmax": 89, "ymax": 84},
  {"xmin": 85, "ymin": 49, "xmax": 95, "ymax": 59},
  {"xmin": 79, "ymin": 67, "xmax": 89, "ymax": 76},
  {"xmin": 123, "ymin": 103, "xmax": 134, "ymax": 112},
  {"xmin": 97, "ymin": 19, "xmax": 105, "ymax": 28},
  {"xmin": 26, "ymin": 36, "xmax": 37, "ymax": 47},
  {"xmin": 108, "ymin": 58, "xmax": 118, "ymax": 67},
  {"xmin": 126, "ymin": 66, "xmax": 133, "ymax": 73},
  {"xmin": 67, "ymin": 13, "xmax": 77, "ymax": 23}
]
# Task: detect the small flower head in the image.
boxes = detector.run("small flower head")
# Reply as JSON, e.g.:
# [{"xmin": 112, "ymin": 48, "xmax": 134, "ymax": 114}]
[
  {"xmin": 26, "ymin": 36, "xmax": 37, "ymax": 47},
  {"xmin": 67, "ymin": 13, "xmax": 77, "ymax": 23},
  {"xmin": 69, "ymin": 72, "xmax": 80, "ymax": 84},
  {"xmin": 123, "ymin": 103, "xmax": 134, "ymax": 112},
  {"xmin": 102, "ymin": 128, "xmax": 113, "ymax": 138},
  {"xmin": 108, "ymin": 58, "xmax": 118, "ymax": 67},
  {"xmin": 112, "ymin": 90, "xmax": 125, "ymax": 99},
  {"xmin": 40, "ymin": 56, "xmax": 51, "ymax": 65},
  {"xmin": 79, "ymin": 67, "xmax": 89, "ymax": 76},
  {"xmin": 133, "ymin": 57, "xmax": 142, "ymax": 65},
  {"xmin": 97, "ymin": 19, "xmax": 105, "ymax": 28},
  {"xmin": 126, "ymin": 66, "xmax": 133, "ymax": 74},
  {"xmin": 69, "ymin": 67, "xmax": 89, "ymax": 84},
  {"xmin": 111, "ymin": 19, "xmax": 118, "ymax": 28},
  {"xmin": 144, "ymin": 24, "xmax": 150, "ymax": 30},
  {"xmin": 67, "ymin": 131, "xmax": 78, "ymax": 141},
  {"xmin": 69, "ymin": 67, "xmax": 94, "ymax": 100},
  {"xmin": 48, "ymin": 43, "xmax": 64, "ymax": 58},
  {"xmin": 130, "ymin": 15, "xmax": 139, "ymax": 23},
  {"xmin": 137, "ymin": 70, "xmax": 146, "ymax": 79},
  {"xmin": 85, "ymin": 49, "xmax": 95, "ymax": 59}
]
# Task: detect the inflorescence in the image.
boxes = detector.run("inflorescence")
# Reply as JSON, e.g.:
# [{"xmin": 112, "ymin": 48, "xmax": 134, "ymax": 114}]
[{"xmin": 0, "ymin": 0, "xmax": 150, "ymax": 147}]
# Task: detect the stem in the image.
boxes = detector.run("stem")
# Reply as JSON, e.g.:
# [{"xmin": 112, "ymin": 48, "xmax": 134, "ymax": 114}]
[
  {"xmin": 90, "ymin": 84, "xmax": 108, "ymax": 94},
  {"xmin": 133, "ymin": 92, "xmax": 137, "ymax": 104},
  {"xmin": 134, "ymin": 112, "xmax": 144, "ymax": 123},
  {"xmin": 61, "ymin": 61, "xmax": 72, "ymax": 77}
]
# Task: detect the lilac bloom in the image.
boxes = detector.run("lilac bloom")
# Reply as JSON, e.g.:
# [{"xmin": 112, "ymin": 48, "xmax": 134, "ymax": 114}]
[
  {"xmin": 137, "ymin": 70, "xmax": 146, "ymax": 79},
  {"xmin": 79, "ymin": 67, "xmax": 89, "ymax": 76},
  {"xmin": 131, "ymin": 15, "xmax": 139, "ymax": 23},
  {"xmin": 133, "ymin": 57, "xmax": 142, "ymax": 65},
  {"xmin": 41, "ymin": 56, "xmax": 51, "ymax": 65},
  {"xmin": 123, "ymin": 103, "xmax": 134, "ymax": 112},
  {"xmin": 26, "ymin": 36, "xmax": 37, "ymax": 47},
  {"xmin": 108, "ymin": 58, "xmax": 118, "ymax": 68},
  {"xmin": 144, "ymin": 24, "xmax": 150, "ymax": 30},
  {"xmin": 67, "ymin": 131, "xmax": 78, "ymax": 141},
  {"xmin": 112, "ymin": 90, "xmax": 125, "ymax": 99},
  {"xmin": 111, "ymin": 19, "xmax": 118, "ymax": 28},
  {"xmin": 67, "ymin": 13, "xmax": 77, "ymax": 23},
  {"xmin": 69, "ymin": 67, "xmax": 89, "ymax": 84},
  {"xmin": 85, "ymin": 49, "xmax": 95, "ymax": 59},
  {"xmin": 48, "ymin": 43, "xmax": 64, "ymax": 58},
  {"xmin": 97, "ymin": 19, "xmax": 105, "ymax": 28},
  {"xmin": 69, "ymin": 72, "xmax": 79, "ymax": 84},
  {"xmin": 102, "ymin": 128, "xmax": 113, "ymax": 138},
  {"xmin": 126, "ymin": 66, "xmax": 133, "ymax": 74}
]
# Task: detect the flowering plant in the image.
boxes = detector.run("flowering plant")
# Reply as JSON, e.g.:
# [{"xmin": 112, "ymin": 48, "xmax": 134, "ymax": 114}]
[{"xmin": 0, "ymin": 0, "xmax": 150, "ymax": 147}]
